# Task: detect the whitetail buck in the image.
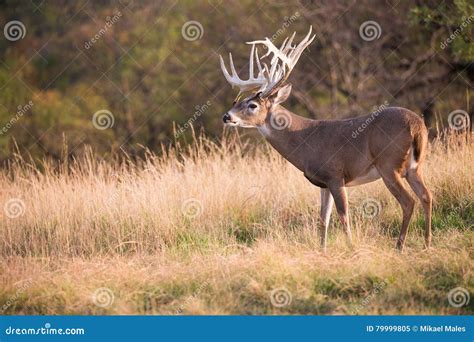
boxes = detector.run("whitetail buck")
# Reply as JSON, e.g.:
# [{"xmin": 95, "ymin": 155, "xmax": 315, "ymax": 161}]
[{"xmin": 219, "ymin": 27, "xmax": 432, "ymax": 251}]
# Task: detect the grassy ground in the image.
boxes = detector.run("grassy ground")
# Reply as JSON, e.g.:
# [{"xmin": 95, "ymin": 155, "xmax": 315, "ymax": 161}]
[{"xmin": 0, "ymin": 134, "xmax": 472, "ymax": 315}]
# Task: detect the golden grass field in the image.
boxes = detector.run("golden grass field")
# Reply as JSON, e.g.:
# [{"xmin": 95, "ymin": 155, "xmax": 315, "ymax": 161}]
[{"xmin": 0, "ymin": 133, "xmax": 472, "ymax": 315}]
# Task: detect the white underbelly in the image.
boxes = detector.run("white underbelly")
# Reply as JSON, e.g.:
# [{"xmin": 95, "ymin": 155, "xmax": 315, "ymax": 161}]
[{"xmin": 346, "ymin": 167, "xmax": 381, "ymax": 187}]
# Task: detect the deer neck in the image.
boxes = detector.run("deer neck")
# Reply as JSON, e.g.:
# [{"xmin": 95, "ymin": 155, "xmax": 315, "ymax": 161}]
[{"xmin": 257, "ymin": 106, "xmax": 315, "ymax": 171}]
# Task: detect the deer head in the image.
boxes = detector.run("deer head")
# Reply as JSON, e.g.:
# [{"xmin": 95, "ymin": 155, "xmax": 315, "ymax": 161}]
[{"xmin": 220, "ymin": 27, "xmax": 315, "ymax": 128}]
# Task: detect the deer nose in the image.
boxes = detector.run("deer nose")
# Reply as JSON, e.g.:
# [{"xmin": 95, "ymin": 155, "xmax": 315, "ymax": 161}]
[{"xmin": 223, "ymin": 112, "xmax": 231, "ymax": 123}]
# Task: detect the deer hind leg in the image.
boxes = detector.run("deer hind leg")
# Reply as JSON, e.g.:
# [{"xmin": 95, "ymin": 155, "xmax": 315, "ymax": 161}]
[
  {"xmin": 406, "ymin": 169, "xmax": 432, "ymax": 248},
  {"xmin": 320, "ymin": 188, "xmax": 334, "ymax": 252},
  {"xmin": 327, "ymin": 183, "xmax": 353, "ymax": 247},
  {"xmin": 378, "ymin": 169, "xmax": 415, "ymax": 251}
]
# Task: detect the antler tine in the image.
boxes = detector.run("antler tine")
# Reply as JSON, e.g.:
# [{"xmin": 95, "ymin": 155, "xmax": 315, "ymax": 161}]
[
  {"xmin": 285, "ymin": 32, "xmax": 296, "ymax": 51},
  {"xmin": 247, "ymin": 38, "xmax": 291, "ymax": 66},
  {"xmin": 255, "ymin": 47, "xmax": 263, "ymax": 75},
  {"xmin": 287, "ymin": 26, "xmax": 315, "ymax": 69},
  {"xmin": 219, "ymin": 45, "xmax": 269, "ymax": 95},
  {"xmin": 260, "ymin": 43, "xmax": 288, "ymax": 92},
  {"xmin": 260, "ymin": 26, "xmax": 316, "ymax": 95},
  {"xmin": 219, "ymin": 53, "xmax": 235, "ymax": 86},
  {"xmin": 249, "ymin": 44, "xmax": 255, "ymax": 79},
  {"xmin": 228, "ymin": 52, "xmax": 240, "ymax": 82},
  {"xmin": 220, "ymin": 27, "xmax": 315, "ymax": 97}
]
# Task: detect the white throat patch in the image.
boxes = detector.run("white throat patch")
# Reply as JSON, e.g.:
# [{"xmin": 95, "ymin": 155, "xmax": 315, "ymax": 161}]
[{"xmin": 257, "ymin": 125, "xmax": 272, "ymax": 137}]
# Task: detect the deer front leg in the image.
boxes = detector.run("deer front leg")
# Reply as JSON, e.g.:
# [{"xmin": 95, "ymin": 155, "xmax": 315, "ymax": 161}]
[
  {"xmin": 327, "ymin": 182, "xmax": 353, "ymax": 248},
  {"xmin": 320, "ymin": 188, "xmax": 334, "ymax": 252}
]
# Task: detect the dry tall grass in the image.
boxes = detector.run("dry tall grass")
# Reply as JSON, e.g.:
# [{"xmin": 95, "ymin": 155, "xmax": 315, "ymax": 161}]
[{"xmin": 0, "ymin": 133, "xmax": 472, "ymax": 314}]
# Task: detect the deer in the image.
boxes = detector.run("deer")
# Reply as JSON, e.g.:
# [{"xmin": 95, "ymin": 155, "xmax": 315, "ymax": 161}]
[{"xmin": 219, "ymin": 27, "xmax": 432, "ymax": 252}]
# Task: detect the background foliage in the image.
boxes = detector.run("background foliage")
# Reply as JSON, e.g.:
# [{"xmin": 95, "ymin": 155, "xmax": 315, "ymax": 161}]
[{"xmin": 0, "ymin": 0, "xmax": 472, "ymax": 162}]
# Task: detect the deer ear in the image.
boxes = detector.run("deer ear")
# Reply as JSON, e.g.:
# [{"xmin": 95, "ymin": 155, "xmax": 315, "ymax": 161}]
[{"xmin": 270, "ymin": 84, "xmax": 292, "ymax": 105}]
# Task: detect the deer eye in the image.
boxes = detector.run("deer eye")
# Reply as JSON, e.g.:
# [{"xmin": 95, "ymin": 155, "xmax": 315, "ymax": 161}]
[{"xmin": 249, "ymin": 103, "xmax": 258, "ymax": 109}]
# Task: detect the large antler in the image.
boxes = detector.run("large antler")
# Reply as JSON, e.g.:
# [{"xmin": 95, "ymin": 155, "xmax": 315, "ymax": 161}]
[
  {"xmin": 219, "ymin": 26, "xmax": 315, "ymax": 98},
  {"xmin": 219, "ymin": 44, "xmax": 269, "ymax": 97},
  {"xmin": 247, "ymin": 26, "xmax": 315, "ymax": 95}
]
